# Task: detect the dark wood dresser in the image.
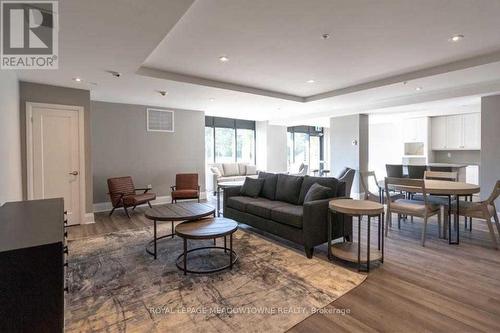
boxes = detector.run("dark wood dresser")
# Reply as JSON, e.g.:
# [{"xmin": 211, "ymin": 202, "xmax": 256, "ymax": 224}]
[{"xmin": 0, "ymin": 199, "xmax": 66, "ymax": 333}]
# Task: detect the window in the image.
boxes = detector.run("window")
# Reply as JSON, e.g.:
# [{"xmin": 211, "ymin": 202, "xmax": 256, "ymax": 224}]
[
  {"xmin": 236, "ymin": 129, "xmax": 255, "ymax": 163},
  {"xmin": 215, "ymin": 128, "xmax": 236, "ymax": 163},
  {"xmin": 287, "ymin": 126, "xmax": 324, "ymax": 172},
  {"xmin": 205, "ymin": 127, "xmax": 214, "ymax": 164},
  {"xmin": 205, "ymin": 116, "xmax": 256, "ymax": 165},
  {"xmin": 294, "ymin": 132, "xmax": 309, "ymax": 165}
]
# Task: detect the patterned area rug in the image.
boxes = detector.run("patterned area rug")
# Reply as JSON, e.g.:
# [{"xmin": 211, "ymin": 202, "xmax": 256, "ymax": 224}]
[{"xmin": 65, "ymin": 223, "xmax": 365, "ymax": 332}]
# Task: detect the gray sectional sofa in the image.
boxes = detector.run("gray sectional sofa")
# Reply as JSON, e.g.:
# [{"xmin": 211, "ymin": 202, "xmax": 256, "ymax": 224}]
[{"xmin": 223, "ymin": 172, "xmax": 352, "ymax": 258}]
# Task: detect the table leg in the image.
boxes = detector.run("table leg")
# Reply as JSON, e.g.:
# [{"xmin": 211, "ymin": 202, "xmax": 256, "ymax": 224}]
[
  {"xmin": 224, "ymin": 236, "xmax": 227, "ymax": 253},
  {"xmin": 183, "ymin": 238, "xmax": 187, "ymax": 275},
  {"xmin": 327, "ymin": 210, "xmax": 332, "ymax": 260},
  {"xmin": 358, "ymin": 215, "xmax": 361, "ymax": 272},
  {"xmin": 367, "ymin": 216, "xmax": 371, "ymax": 272},
  {"xmin": 381, "ymin": 213, "xmax": 384, "ymax": 263},
  {"xmin": 217, "ymin": 186, "xmax": 221, "ymax": 217},
  {"xmin": 378, "ymin": 212, "xmax": 381, "ymax": 251},
  {"xmin": 154, "ymin": 219, "xmax": 157, "ymax": 260},
  {"xmin": 456, "ymin": 196, "xmax": 460, "ymax": 244},
  {"xmin": 230, "ymin": 233, "xmax": 233, "ymax": 270},
  {"xmin": 448, "ymin": 195, "xmax": 452, "ymax": 244},
  {"xmin": 171, "ymin": 220, "xmax": 174, "ymax": 239}
]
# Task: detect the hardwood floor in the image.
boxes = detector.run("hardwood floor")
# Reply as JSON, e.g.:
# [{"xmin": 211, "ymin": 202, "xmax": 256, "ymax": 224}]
[{"xmin": 68, "ymin": 202, "xmax": 500, "ymax": 332}]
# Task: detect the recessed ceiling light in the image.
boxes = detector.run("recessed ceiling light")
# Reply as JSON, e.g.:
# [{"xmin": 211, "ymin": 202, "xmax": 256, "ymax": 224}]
[
  {"xmin": 306, "ymin": 79, "xmax": 315, "ymax": 84},
  {"xmin": 321, "ymin": 33, "xmax": 330, "ymax": 40},
  {"xmin": 73, "ymin": 77, "xmax": 82, "ymax": 82},
  {"xmin": 209, "ymin": 98, "xmax": 215, "ymax": 102},
  {"xmin": 449, "ymin": 34, "xmax": 464, "ymax": 42},
  {"xmin": 219, "ymin": 56, "xmax": 229, "ymax": 62},
  {"xmin": 415, "ymin": 87, "xmax": 422, "ymax": 91},
  {"xmin": 158, "ymin": 90, "xmax": 167, "ymax": 96}
]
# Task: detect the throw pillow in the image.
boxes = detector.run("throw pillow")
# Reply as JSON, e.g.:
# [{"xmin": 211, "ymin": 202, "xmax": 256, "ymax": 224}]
[
  {"xmin": 246, "ymin": 165, "xmax": 257, "ymax": 175},
  {"xmin": 210, "ymin": 166, "xmax": 222, "ymax": 177},
  {"xmin": 240, "ymin": 177, "xmax": 265, "ymax": 198},
  {"xmin": 275, "ymin": 174, "xmax": 304, "ymax": 205},
  {"xmin": 258, "ymin": 171, "xmax": 278, "ymax": 200},
  {"xmin": 304, "ymin": 183, "xmax": 333, "ymax": 203}
]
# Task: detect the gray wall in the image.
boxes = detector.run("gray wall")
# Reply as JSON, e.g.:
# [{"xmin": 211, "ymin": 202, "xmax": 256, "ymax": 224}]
[
  {"xmin": 19, "ymin": 82, "xmax": 93, "ymax": 213},
  {"xmin": 330, "ymin": 114, "xmax": 369, "ymax": 195},
  {"xmin": 91, "ymin": 101, "xmax": 205, "ymax": 204},
  {"xmin": 0, "ymin": 72, "xmax": 22, "ymax": 205},
  {"xmin": 432, "ymin": 150, "xmax": 480, "ymax": 165},
  {"xmin": 480, "ymin": 95, "xmax": 500, "ymax": 206}
]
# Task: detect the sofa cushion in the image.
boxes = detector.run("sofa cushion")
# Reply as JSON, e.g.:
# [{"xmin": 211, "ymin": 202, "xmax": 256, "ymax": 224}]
[
  {"xmin": 275, "ymin": 174, "xmax": 304, "ymax": 205},
  {"xmin": 223, "ymin": 163, "xmax": 239, "ymax": 176},
  {"xmin": 270, "ymin": 204, "xmax": 303, "ymax": 229},
  {"xmin": 240, "ymin": 177, "xmax": 265, "ymax": 198},
  {"xmin": 227, "ymin": 196, "xmax": 259, "ymax": 211},
  {"xmin": 304, "ymin": 183, "xmax": 334, "ymax": 203},
  {"xmin": 246, "ymin": 165, "xmax": 257, "ymax": 175},
  {"xmin": 238, "ymin": 163, "xmax": 247, "ymax": 175},
  {"xmin": 246, "ymin": 198, "xmax": 288, "ymax": 219},
  {"xmin": 258, "ymin": 172, "xmax": 278, "ymax": 200},
  {"xmin": 298, "ymin": 176, "xmax": 340, "ymax": 204}
]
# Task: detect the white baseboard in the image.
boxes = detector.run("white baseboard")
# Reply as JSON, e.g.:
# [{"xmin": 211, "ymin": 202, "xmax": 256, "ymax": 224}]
[{"xmin": 93, "ymin": 192, "xmax": 207, "ymax": 213}]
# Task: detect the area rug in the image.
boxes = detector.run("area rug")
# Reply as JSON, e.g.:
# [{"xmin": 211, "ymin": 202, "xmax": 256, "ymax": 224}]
[{"xmin": 65, "ymin": 224, "xmax": 365, "ymax": 332}]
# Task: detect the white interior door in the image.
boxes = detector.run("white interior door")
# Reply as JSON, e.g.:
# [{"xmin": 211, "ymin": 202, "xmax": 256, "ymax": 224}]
[{"xmin": 27, "ymin": 103, "xmax": 83, "ymax": 225}]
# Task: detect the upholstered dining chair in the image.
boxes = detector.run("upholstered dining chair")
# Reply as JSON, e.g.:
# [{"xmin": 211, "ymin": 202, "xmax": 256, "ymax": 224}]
[
  {"xmin": 451, "ymin": 180, "xmax": 500, "ymax": 250},
  {"xmin": 360, "ymin": 171, "xmax": 404, "ymax": 203},
  {"xmin": 407, "ymin": 165, "xmax": 427, "ymax": 179},
  {"xmin": 171, "ymin": 173, "xmax": 200, "ymax": 203},
  {"xmin": 386, "ymin": 164, "xmax": 404, "ymax": 178},
  {"xmin": 337, "ymin": 167, "xmax": 356, "ymax": 198},
  {"xmin": 384, "ymin": 177, "xmax": 442, "ymax": 246},
  {"xmin": 107, "ymin": 176, "xmax": 156, "ymax": 218}
]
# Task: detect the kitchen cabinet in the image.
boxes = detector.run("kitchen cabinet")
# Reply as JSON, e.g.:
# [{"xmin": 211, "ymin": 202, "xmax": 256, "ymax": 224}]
[
  {"xmin": 431, "ymin": 116, "xmax": 446, "ymax": 150},
  {"xmin": 431, "ymin": 113, "xmax": 480, "ymax": 150},
  {"xmin": 403, "ymin": 117, "xmax": 426, "ymax": 142}
]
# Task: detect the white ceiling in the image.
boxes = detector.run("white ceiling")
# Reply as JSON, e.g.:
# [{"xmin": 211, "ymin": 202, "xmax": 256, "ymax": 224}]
[{"xmin": 12, "ymin": 0, "xmax": 500, "ymax": 125}]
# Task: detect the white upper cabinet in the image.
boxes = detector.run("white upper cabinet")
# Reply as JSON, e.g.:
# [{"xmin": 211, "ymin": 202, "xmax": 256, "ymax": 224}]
[
  {"xmin": 431, "ymin": 116, "xmax": 447, "ymax": 150},
  {"xmin": 431, "ymin": 113, "xmax": 480, "ymax": 150},
  {"xmin": 403, "ymin": 117, "xmax": 426, "ymax": 142},
  {"xmin": 446, "ymin": 115, "xmax": 463, "ymax": 149},
  {"xmin": 463, "ymin": 113, "xmax": 481, "ymax": 149}
]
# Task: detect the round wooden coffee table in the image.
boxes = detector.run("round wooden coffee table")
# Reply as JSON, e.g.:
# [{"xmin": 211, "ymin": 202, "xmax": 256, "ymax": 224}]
[
  {"xmin": 175, "ymin": 217, "xmax": 238, "ymax": 275},
  {"xmin": 144, "ymin": 202, "xmax": 215, "ymax": 259},
  {"xmin": 328, "ymin": 199, "xmax": 384, "ymax": 272}
]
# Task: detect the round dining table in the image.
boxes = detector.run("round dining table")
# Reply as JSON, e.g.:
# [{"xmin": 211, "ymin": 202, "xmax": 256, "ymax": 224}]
[{"xmin": 377, "ymin": 179, "xmax": 480, "ymax": 245}]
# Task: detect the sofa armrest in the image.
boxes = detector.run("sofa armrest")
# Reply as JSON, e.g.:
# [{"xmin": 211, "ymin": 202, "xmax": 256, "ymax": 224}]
[{"xmin": 302, "ymin": 198, "xmax": 352, "ymax": 248}]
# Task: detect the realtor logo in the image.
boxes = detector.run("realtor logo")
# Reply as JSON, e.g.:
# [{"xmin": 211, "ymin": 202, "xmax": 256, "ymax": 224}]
[{"xmin": 1, "ymin": 1, "xmax": 58, "ymax": 69}]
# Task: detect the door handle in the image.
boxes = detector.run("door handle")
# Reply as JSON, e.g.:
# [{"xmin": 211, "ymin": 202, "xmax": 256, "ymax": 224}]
[{"xmin": 69, "ymin": 171, "xmax": 79, "ymax": 176}]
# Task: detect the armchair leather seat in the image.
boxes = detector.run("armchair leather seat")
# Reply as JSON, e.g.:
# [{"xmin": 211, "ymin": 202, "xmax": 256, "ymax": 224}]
[
  {"xmin": 123, "ymin": 193, "xmax": 156, "ymax": 205},
  {"xmin": 172, "ymin": 189, "xmax": 198, "ymax": 199}
]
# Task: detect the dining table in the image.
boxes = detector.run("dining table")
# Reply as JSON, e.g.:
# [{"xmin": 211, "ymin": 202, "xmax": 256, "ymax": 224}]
[{"xmin": 377, "ymin": 179, "xmax": 480, "ymax": 245}]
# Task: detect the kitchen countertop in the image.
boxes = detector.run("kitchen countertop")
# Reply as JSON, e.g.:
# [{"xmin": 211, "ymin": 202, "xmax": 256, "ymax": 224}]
[{"xmin": 0, "ymin": 198, "xmax": 64, "ymax": 252}]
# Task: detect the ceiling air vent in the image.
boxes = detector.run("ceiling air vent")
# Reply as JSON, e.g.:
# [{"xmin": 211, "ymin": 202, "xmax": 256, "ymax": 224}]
[{"xmin": 146, "ymin": 108, "xmax": 174, "ymax": 132}]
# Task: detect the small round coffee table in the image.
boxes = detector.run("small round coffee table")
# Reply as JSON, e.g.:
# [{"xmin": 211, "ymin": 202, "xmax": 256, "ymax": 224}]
[
  {"xmin": 144, "ymin": 202, "xmax": 215, "ymax": 259},
  {"xmin": 175, "ymin": 217, "xmax": 238, "ymax": 275}
]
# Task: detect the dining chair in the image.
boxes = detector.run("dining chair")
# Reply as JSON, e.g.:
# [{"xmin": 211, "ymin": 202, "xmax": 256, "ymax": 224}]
[
  {"xmin": 337, "ymin": 167, "xmax": 356, "ymax": 197},
  {"xmin": 171, "ymin": 173, "xmax": 200, "ymax": 203},
  {"xmin": 407, "ymin": 165, "xmax": 427, "ymax": 179},
  {"xmin": 384, "ymin": 177, "xmax": 442, "ymax": 246},
  {"xmin": 360, "ymin": 171, "xmax": 404, "ymax": 203},
  {"xmin": 386, "ymin": 164, "xmax": 404, "ymax": 178},
  {"xmin": 451, "ymin": 180, "xmax": 500, "ymax": 250}
]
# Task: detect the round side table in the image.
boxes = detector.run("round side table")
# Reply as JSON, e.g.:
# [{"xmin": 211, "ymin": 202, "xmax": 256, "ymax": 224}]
[{"xmin": 328, "ymin": 199, "xmax": 384, "ymax": 272}]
